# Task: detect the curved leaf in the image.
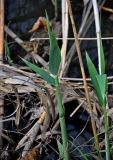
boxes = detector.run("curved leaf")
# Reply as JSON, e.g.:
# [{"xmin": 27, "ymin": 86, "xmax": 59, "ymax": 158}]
[
  {"xmin": 21, "ymin": 58, "xmax": 55, "ymax": 86},
  {"xmin": 86, "ymin": 52, "xmax": 98, "ymax": 87},
  {"xmin": 46, "ymin": 13, "xmax": 61, "ymax": 75},
  {"xmin": 86, "ymin": 52, "xmax": 102, "ymax": 106}
]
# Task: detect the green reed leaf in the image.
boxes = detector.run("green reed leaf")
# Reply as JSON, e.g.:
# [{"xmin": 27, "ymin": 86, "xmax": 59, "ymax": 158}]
[
  {"xmin": 86, "ymin": 53, "xmax": 106, "ymax": 106},
  {"xmin": 96, "ymin": 74, "xmax": 108, "ymax": 107},
  {"xmin": 5, "ymin": 40, "xmax": 13, "ymax": 65},
  {"xmin": 46, "ymin": 13, "xmax": 61, "ymax": 75},
  {"xmin": 21, "ymin": 58, "xmax": 55, "ymax": 86},
  {"xmin": 86, "ymin": 52, "xmax": 98, "ymax": 87}
]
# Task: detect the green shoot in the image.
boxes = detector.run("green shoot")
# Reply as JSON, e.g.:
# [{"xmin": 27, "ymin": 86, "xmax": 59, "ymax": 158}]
[
  {"xmin": 22, "ymin": 14, "xmax": 70, "ymax": 160},
  {"xmin": 4, "ymin": 40, "xmax": 13, "ymax": 65},
  {"xmin": 86, "ymin": 38, "xmax": 110, "ymax": 159},
  {"xmin": 46, "ymin": 12, "xmax": 61, "ymax": 75}
]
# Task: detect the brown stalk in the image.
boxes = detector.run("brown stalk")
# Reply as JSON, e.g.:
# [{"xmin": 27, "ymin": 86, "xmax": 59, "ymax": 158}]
[
  {"xmin": 0, "ymin": 0, "xmax": 4, "ymax": 151},
  {"xmin": 66, "ymin": 0, "xmax": 100, "ymax": 150}
]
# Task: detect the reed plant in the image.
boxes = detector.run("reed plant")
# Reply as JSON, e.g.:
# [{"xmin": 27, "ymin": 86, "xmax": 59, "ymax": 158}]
[
  {"xmin": 86, "ymin": 39, "xmax": 110, "ymax": 160},
  {"xmin": 86, "ymin": 0, "xmax": 111, "ymax": 159},
  {"xmin": 22, "ymin": 14, "xmax": 70, "ymax": 160}
]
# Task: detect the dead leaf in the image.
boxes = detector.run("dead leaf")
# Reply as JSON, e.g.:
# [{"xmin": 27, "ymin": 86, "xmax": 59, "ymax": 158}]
[
  {"xmin": 29, "ymin": 17, "xmax": 48, "ymax": 33},
  {"xmin": 19, "ymin": 147, "xmax": 39, "ymax": 160}
]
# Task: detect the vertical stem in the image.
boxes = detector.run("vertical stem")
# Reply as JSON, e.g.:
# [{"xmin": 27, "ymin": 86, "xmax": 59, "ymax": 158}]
[
  {"xmin": 55, "ymin": 76, "xmax": 70, "ymax": 160},
  {"xmin": 66, "ymin": 0, "xmax": 102, "ymax": 159},
  {"xmin": 92, "ymin": 0, "xmax": 110, "ymax": 158},
  {"xmin": 92, "ymin": 0, "xmax": 101, "ymax": 74},
  {"xmin": 104, "ymin": 106, "xmax": 110, "ymax": 160},
  {"xmin": 60, "ymin": 0, "xmax": 69, "ymax": 77}
]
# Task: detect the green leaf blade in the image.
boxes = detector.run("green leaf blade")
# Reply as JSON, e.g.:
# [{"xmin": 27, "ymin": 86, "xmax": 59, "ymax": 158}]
[
  {"xmin": 100, "ymin": 38, "xmax": 105, "ymax": 74},
  {"xmin": 86, "ymin": 52, "xmax": 107, "ymax": 107},
  {"xmin": 86, "ymin": 52, "xmax": 103, "ymax": 106},
  {"xmin": 5, "ymin": 40, "xmax": 13, "ymax": 65},
  {"xmin": 46, "ymin": 13, "xmax": 61, "ymax": 75},
  {"xmin": 21, "ymin": 58, "xmax": 55, "ymax": 86},
  {"xmin": 96, "ymin": 74, "xmax": 108, "ymax": 107},
  {"xmin": 86, "ymin": 52, "xmax": 98, "ymax": 87}
]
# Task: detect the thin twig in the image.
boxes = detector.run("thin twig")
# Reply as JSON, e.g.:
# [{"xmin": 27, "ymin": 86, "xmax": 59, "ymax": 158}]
[
  {"xmin": 70, "ymin": 101, "xmax": 85, "ymax": 117},
  {"xmin": 101, "ymin": 6, "xmax": 113, "ymax": 14},
  {"xmin": 31, "ymin": 37, "xmax": 113, "ymax": 40},
  {"xmin": 15, "ymin": 111, "xmax": 46, "ymax": 151}
]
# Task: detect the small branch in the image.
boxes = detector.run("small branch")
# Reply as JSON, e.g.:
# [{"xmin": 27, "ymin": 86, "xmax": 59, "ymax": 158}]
[
  {"xmin": 5, "ymin": 26, "xmax": 23, "ymax": 46},
  {"xmin": 15, "ymin": 111, "xmax": 46, "ymax": 152}
]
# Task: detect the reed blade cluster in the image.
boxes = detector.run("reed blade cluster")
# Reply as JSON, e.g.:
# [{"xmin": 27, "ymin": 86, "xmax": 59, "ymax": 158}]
[{"xmin": 86, "ymin": 39, "xmax": 110, "ymax": 159}]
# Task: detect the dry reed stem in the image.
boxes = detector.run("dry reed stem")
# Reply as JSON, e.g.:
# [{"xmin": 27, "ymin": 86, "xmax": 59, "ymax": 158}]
[
  {"xmin": 60, "ymin": 0, "xmax": 69, "ymax": 77},
  {"xmin": 92, "ymin": 0, "xmax": 101, "ymax": 74},
  {"xmin": 66, "ymin": 0, "xmax": 100, "ymax": 150}
]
